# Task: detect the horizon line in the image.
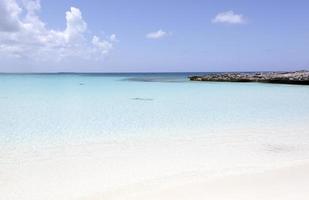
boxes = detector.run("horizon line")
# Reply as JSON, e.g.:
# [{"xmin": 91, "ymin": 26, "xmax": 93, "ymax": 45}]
[{"xmin": 0, "ymin": 69, "xmax": 308, "ymax": 74}]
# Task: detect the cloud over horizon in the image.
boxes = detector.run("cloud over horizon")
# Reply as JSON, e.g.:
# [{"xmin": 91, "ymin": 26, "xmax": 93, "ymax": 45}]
[
  {"xmin": 0, "ymin": 0, "xmax": 116, "ymax": 67},
  {"xmin": 212, "ymin": 11, "xmax": 246, "ymax": 24}
]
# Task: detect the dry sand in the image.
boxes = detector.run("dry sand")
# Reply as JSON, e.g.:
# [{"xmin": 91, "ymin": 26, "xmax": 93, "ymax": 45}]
[{"xmin": 85, "ymin": 161, "xmax": 309, "ymax": 200}]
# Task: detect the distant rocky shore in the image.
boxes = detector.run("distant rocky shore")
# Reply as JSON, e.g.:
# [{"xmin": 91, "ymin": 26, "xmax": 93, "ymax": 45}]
[{"xmin": 189, "ymin": 71, "xmax": 309, "ymax": 85}]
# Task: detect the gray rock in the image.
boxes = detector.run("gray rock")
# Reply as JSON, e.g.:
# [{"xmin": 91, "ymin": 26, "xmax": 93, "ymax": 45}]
[{"xmin": 189, "ymin": 71, "xmax": 309, "ymax": 85}]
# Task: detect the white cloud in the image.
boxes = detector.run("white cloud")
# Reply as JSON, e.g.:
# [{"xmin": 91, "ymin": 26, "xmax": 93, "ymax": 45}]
[
  {"xmin": 0, "ymin": 0, "xmax": 22, "ymax": 32},
  {"xmin": 146, "ymin": 29, "xmax": 170, "ymax": 39},
  {"xmin": 63, "ymin": 7, "xmax": 87, "ymax": 42},
  {"xmin": 0, "ymin": 0, "xmax": 116, "ymax": 65},
  {"xmin": 212, "ymin": 11, "xmax": 246, "ymax": 24},
  {"xmin": 110, "ymin": 34, "xmax": 118, "ymax": 42},
  {"xmin": 92, "ymin": 35, "xmax": 113, "ymax": 55},
  {"xmin": 22, "ymin": 0, "xmax": 41, "ymax": 13}
]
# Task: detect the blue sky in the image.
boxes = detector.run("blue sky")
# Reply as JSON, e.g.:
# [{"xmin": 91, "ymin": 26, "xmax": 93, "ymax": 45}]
[{"xmin": 0, "ymin": 0, "xmax": 308, "ymax": 72}]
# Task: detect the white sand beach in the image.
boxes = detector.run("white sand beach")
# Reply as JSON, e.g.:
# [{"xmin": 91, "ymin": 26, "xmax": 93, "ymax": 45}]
[
  {"xmin": 85, "ymin": 161, "xmax": 309, "ymax": 200},
  {"xmin": 1, "ymin": 130, "xmax": 309, "ymax": 200}
]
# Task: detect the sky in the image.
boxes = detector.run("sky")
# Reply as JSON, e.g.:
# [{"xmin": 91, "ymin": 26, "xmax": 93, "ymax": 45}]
[{"xmin": 0, "ymin": 0, "xmax": 308, "ymax": 72}]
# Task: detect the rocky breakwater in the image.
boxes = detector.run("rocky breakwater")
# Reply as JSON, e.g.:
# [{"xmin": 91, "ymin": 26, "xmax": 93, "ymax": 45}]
[{"xmin": 189, "ymin": 71, "xmax": 309, "ymax": 85}]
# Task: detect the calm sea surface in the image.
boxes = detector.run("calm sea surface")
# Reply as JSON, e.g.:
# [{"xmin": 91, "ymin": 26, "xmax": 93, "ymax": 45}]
[{"xmin": 1, "ymin": 73, "xmax": 309, "ymax": 144}]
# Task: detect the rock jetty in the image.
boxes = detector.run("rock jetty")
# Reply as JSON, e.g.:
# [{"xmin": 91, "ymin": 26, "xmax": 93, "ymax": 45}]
[{"xmin": 189, "ymin": 71, "xmax": 309, "ymax": 85}]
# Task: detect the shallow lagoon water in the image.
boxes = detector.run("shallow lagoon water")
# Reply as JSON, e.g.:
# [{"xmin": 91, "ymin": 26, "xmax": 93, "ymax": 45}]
[
  {"xmin": 1, "ymin": 73, "xmax": 309, "ymax": 143},
  {"xmin": 0, "ymin": 73, "xmax": 309, "ymax": 200}
]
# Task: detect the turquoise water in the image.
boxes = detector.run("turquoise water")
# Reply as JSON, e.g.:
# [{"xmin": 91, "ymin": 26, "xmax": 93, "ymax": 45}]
[
  {"xmin": 1, "ymin": 73, "xmax": 309, "ymax": 200},
  {"xmin": 1, "ymin": 73, "xmax": 309, "ymax": 144}
]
